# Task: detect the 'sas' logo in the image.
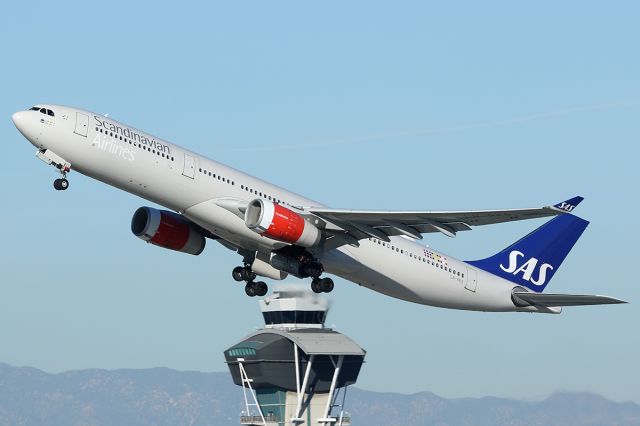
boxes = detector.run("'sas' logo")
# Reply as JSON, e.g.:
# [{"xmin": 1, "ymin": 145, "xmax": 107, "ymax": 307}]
[
  {"xmin": 556, "ymin": 202, "xmax": 576, "ymax": 212},
  {"xmin": 499, "ymin": 250, "xmax": 554, "ymax": 286}
]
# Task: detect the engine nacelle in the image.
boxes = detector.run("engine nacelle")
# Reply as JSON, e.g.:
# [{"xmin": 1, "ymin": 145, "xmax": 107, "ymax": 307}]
[
  {"xmin": 244, "ymin": 199, "xmax": 321, "ymax": 247},
  {"xmin": 131, "ymin": 207, "xmax": 206, "ymax": 255}
]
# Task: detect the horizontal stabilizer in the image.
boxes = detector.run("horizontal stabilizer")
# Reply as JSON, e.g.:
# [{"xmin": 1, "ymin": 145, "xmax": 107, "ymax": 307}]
[{"xmin": 512, "ymin": 292, "xmax": 627, "ymax": 307}]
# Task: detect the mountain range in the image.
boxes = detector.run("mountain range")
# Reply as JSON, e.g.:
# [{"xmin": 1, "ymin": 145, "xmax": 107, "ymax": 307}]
[{"xmin": 1, "ymin": 363, "xmax": 638, "ymax": 425}]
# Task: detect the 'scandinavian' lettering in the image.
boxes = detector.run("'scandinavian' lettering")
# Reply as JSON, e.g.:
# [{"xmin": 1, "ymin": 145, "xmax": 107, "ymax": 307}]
[{"xmin": 94, "ymin": 116, "xmax": 171, "ymax": 154}]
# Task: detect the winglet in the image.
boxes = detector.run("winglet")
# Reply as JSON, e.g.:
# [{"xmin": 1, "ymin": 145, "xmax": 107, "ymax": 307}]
[{"xmin": 552, "ymin": 196, "xmax": 584, "ymax": 213}]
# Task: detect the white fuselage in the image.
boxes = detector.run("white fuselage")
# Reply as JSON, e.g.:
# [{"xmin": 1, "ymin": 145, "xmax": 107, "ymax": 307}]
[{"xmin": 13, "ymin": 104, "xmax": 532, "ymax": 312}]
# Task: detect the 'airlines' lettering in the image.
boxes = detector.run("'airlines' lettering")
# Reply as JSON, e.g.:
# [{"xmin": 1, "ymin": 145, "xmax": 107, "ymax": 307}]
[{"xmin": 499, "ymin": 250, "xmax": 554, "ymax": 286}]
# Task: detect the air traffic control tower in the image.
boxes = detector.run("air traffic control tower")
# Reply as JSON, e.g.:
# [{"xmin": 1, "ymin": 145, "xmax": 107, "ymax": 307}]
[{"xmin": 224, "ymin": 286, "xmax": 366, "ymax": 426}]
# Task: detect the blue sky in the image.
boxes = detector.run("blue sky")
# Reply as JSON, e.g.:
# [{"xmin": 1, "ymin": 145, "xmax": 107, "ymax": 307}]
[{"xmin": 1, "ymin": 1, "xmax": 638, "ymax": 403}]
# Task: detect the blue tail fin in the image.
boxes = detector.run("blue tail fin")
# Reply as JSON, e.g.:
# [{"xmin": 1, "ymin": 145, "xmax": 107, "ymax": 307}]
[{"xmin": 466, "ymin": 214, "xmax": 589, "ymax": 292}]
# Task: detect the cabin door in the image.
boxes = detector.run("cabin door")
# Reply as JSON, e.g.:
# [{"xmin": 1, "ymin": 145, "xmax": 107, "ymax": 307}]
[
  {"xmin": 465, "ymin": 266, "xmax": 478, "ymax": 292},
  {"xmin": 74, "ymin": 112, "xmax": 88, "ymax": 137},
  {"xmin": 182, "ymin": 154, "xmax": 196, "ymax": 179}
]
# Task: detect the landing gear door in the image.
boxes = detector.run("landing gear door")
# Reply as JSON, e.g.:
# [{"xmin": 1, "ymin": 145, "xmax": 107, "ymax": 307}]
[
  {"xmin": 182, "ymin": 153, "xmax": 195, "ymax": 179},
  {"xmin": 74, "ymin": 112, "xmax": 88, "ymax": 137},
  {"xmin": 465, "ymin": 266, "xmax": 478, "ymax": 292}
]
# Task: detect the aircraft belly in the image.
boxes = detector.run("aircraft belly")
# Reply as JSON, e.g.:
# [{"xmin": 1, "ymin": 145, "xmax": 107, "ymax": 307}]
[{"xmin": 337, "ymin": 239, "xmax": 516, "ymax": 311}]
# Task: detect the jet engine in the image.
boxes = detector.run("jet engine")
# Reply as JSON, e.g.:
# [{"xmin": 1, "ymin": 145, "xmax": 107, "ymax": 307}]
[
  {"xmin": 131, "ymin": 207, "xmax": 206, "ymax": 255},
  {"xmin": 244, "ymin": 199, "xmax": 321, "ymax": 247}
]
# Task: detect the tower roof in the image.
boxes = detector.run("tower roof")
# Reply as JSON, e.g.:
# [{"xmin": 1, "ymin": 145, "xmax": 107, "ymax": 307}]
[{"xmin": 242, "ymin": 328, "xmax": 365, "ymax": 356}]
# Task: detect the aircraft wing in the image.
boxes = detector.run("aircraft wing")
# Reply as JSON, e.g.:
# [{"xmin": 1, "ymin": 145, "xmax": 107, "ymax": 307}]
[
  {"xmin": 308, "ymin": 196, "xmax": 584, "ymax": 246},
  {"xmin": 512, "ymin": 292, "xmax": 628, "ymax": 307}
]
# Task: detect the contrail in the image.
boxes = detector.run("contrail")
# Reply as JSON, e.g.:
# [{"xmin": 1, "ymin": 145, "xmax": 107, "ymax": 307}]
[{"xmin": 221, "ymin": 99, "xmax": 640, "ymax": 153}]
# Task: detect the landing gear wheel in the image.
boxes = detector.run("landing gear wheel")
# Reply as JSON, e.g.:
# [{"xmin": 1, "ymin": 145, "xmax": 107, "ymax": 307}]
[
  {"xmin": 245, "ymin": 282, "xmax": 257, "ymax": 297},
  {"xmin": 233, "ymin": 266, "xmax": 254, "ymax": 283},
  {"xmin": 254, "ymin": 281, "xmax": 268, "ymax": 297},
  {"xmin": 320, "ymin": 278, "xmax": 334, "ymax": 293},
  {"xmin": 232, "ymin": 266, "xmax": 245, "ymax": 282},
  {"xmin": 311, "ymin": 278, "xmax": 323, "ymax": 294},
  {"xmin": 53, "ymin": 178, "xmax": 69, "ymax": 191}
]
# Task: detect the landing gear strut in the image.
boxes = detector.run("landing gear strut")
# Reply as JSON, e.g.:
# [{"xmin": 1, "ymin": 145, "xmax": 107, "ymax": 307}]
[{"xmin": 233, "ymin": 265, "xmax": 268, "ymax": 297}]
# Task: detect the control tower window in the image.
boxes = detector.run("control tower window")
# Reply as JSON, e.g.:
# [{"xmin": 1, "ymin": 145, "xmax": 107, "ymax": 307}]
[{"xmin": 263, "ymin": 310, "xmax": 326, "ymax": 325}]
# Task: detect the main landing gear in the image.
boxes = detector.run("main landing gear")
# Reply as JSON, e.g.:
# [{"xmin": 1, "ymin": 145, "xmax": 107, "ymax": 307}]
[
  {"xmin": 311, "ymin": 276, "xmax": 334, "ymax": 294},
  {"xmin": 232, "ymin": 265, "xmax": 268, "ymax": 297}
]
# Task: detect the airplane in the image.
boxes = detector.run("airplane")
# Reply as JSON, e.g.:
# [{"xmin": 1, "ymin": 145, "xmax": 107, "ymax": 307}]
[{"xmin": 12, "ymin": 104, "xmax": 626, "ymax": 313}]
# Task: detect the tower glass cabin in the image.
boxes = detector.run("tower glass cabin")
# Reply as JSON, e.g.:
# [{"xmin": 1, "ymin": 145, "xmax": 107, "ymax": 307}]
[{"xmin": 224, "ymin": 286, "xmax": 366, "ymax": 426}]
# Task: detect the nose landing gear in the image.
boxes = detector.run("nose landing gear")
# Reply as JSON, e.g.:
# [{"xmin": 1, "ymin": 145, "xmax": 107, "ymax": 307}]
[
  {"xmin": 232, "ymin": 265, "xmax": 268, "ymax": 297},
  {"xmin": 36, "ymin": 149, "xmax": 71, "ymax": 191},
  {"xmin": 53, "ymin": 178, "xmax": 69, "ymax": 191}
]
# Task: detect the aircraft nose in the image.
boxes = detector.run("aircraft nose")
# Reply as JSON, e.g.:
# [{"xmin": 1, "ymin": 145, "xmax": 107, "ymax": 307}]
[{"xmin": 12, "ymin": 111, "xmax": 24, "ymax": 127}]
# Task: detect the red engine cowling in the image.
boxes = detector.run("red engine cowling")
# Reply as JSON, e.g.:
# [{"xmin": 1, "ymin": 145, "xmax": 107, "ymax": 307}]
[
  {"xmin": 131, "ymin": 207, "xmax": 206, "ymax": 255},
  {"xmin": 244, "ymin": 199, "xmax": 321, "ymax": 247}
]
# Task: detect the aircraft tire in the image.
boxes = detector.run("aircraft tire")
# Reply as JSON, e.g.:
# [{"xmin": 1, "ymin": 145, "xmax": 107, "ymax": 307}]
[
  {"xmin": 320, "ymin": 278, "xmax": 334, "ymax": 293},
  {"xmin": 232, "ymin": 266, "xmax": 245, "ymax": 282},
  {"xmin": 245, "ymin": 282, "xmax": 256, "ymax": 297},
  {"xmin": 254, "ymin": 281, "xmax": 268, "ymax": 297}
]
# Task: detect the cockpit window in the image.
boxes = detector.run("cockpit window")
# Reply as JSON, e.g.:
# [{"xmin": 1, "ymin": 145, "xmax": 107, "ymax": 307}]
[{"xmin": 29, "ymin": 106, "xmax": 54, "ymax": 117}]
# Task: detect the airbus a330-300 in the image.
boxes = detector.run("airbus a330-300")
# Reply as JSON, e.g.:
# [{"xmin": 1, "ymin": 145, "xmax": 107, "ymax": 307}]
[{"xmin": 12, "ymin": 104, "xmax": 626, "ymax": 313}]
